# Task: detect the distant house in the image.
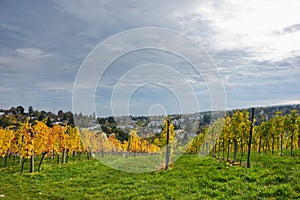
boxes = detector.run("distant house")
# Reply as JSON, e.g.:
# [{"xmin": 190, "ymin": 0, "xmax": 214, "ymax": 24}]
[
  {"xmin": 87, "ymin": 124, "xmax": 101, "ymax": 130},
  {"xmin": 52, "ymin": 121, "xmax": 63, "ymax": 125},
  {"xmin": 117, "ymin": 125, "xmax": 126, "ymax": 129},
  {"xmin": 126, "ymin": 125, "xmax": 134, "ymax": 129},
  {"xmin": 153, "ymin": 128, "xmax": 161, "ymax": 134},
  {"xmin": 148, "ymin": 120, "xmax": 162, "ymax": 127},
  {"xmin": 117, "ymin": 125, "xmax": 134, "ymax": 130}
]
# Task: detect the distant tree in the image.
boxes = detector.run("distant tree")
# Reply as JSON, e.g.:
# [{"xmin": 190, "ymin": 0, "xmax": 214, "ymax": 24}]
[
  {"xmin": 28, "ymin": 106, "xmax": 33, "ymax": 116},
  {"xmin": 203, "ymin": 114, "xmax": 211, "ymax": 125},
  {"xmin": 97, "ymin": 118, "xmax": 106, "ymax": 124},
  {"xmin": 10, "ymin": 107, "xmax": 17, "ymax": 114},
  {"xmin": 46, "ymin": 117, "xmax": 52, "ymax": 127},
  {"xmin": 107, "ymin": 116, "xmax": 116, "ymax": 124},
  {"xmin": 16, "ymin": 106, "xmax": 25, "ymax": 114},
  {"xmin": 63, "ymin": 111, "xmax": 75, "ymax": 127},
  {"xmin": 38, "ymin": 111, "xmax": 47, "ymax": 121},
  {"xmin": 58, "ymin": 110, "xmax": 64, "ymax": 119}
]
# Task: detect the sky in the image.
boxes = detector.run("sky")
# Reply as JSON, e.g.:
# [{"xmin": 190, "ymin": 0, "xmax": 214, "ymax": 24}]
[{"xmin": 0, "ymin": 0, "xmax": 300, "ymax": 117}]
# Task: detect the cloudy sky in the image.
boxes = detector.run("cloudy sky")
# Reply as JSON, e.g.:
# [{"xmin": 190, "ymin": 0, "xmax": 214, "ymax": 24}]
[{"xmin": 0, "ymin": 0, "xmax": 299, "ymax": 116}]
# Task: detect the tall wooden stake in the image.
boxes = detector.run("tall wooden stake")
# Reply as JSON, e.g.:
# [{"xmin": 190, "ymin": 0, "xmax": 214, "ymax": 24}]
[
  {"xmin": 247, "ymin": 107, "xmax": 255, "ymax": 168},
  {"xmin": 165, "ymin": 119, "xmax": 170, "ymax": 170}
]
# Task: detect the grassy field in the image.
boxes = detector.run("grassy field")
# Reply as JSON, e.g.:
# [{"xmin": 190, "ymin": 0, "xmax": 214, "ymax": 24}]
[{"xmin": 0, "ymin": 152, "xmax": 300, "ymax": 199}]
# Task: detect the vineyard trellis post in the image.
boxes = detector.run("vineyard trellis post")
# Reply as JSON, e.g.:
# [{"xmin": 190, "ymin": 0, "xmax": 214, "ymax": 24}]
[
  {"xmin": 165, "ymin": 118, "xmax": 170, "ymax": 170},
  {"xmin": 247, "ymin": 107, "xmax": 255, "ymax": 168},
  {"xmin": 30, "ymin": 130, "xmax": 35, "ymax": 173}
]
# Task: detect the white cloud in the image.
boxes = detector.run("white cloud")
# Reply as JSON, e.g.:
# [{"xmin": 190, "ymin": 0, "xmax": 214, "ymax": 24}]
[
  {"xmin": 0, "ymin": 87, "xmax": 14, "ymax": 92},
  {"xmin": 16, "ymin": 47, "xmax": 47, "ymax": 57},
  {"xmin": 0, "ymin": 23, "xmax": 20, "ymax": 32},
  {"xmin": 193, "ymin": 0, "xmax": 300, "ymax": 61},
  {"xmin": 279, "ymin": 100, "xmax": 300, "ymax": 105}
]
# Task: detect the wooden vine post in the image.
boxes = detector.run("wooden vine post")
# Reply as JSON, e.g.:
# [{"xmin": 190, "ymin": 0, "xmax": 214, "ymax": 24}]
[
  {"xmin": 165, "ymin": 118, "xmax": 170, "ymax": 170},
  {"xmin": 247, "ymin": 107, "xmax": 255, "ymax": 168}
]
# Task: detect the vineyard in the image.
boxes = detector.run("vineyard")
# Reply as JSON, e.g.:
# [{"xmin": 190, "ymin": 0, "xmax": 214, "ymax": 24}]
[
  {"xmin": 188, "ymin": 109, "xmax": 300, "ymax": 165},
  {"xmin": 1, "ymin": 108, "xmax": 300, "ymax": 173},
  {"xmin": 0, "ymin": 107, "xmax": 300, "ymax": 198},
  {"xmin": 0, "ymin": 119, "xmax": 86, "ymax": 174},
  {"xmin": 0, "ymin": 120, "xmax": 164, "ymax": 174}
]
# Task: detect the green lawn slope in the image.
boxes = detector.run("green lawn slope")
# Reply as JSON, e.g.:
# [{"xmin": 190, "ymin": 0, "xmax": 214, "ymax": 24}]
[{"xmin": 1, "ymin": 152, "xmax": 300, "ymax": 199}]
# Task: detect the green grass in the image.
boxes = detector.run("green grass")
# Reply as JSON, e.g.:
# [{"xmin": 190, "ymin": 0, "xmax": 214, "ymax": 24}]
[{"xmin": 0, "ymin": 152, "xmax": 299, "ymax": 199}]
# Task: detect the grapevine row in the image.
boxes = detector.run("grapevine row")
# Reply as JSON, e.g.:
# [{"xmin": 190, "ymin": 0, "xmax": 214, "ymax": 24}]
[{"xmin": 187, "ymin": 109, "xmax": 300, "ymax": 164}]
